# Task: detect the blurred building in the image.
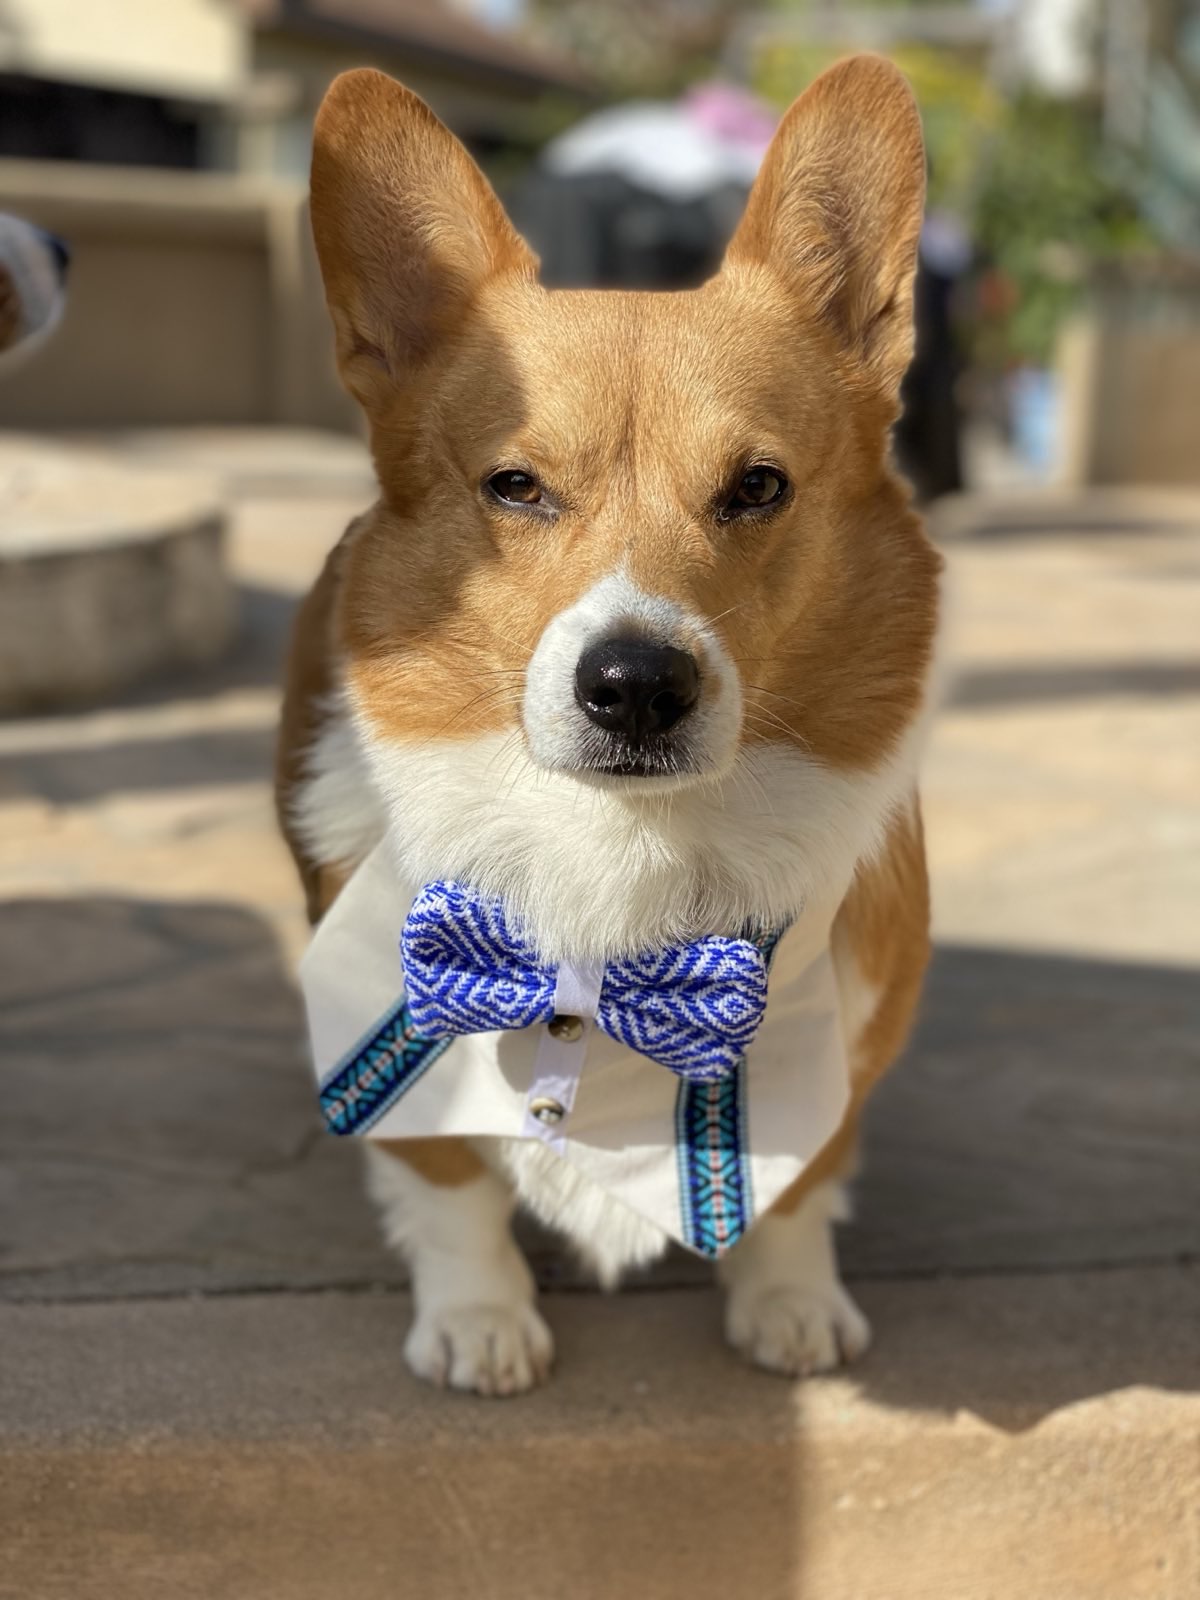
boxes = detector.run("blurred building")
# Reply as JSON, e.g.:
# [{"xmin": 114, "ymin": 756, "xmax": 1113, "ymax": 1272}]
[
  {"xmin": 3, "ymin": 0, "xmax": 1197, "ymax": 488},
  {"xmin": 0, "ymin": 0, "xmax": 583, "ymax": 172},
  {"xmin": 0, "ymin": 0, "xmax": 246, "ymax": 167},
  {"xmin": 0, "ymin": 0, "xmax": 586, "ymax": 434},
  {"xmin": 227, "ymin": 0, "xmax": 584, "ymax": 177}
]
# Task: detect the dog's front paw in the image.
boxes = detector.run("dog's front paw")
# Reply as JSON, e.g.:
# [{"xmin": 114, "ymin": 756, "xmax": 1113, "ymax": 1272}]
[
  {"xmin": 405, "ymin": 1302, "xmax": 555, "ymax": 1396},
  {"xmin": 725, "ymin": 1284, "xmax": 871, "ymax": 1378}
]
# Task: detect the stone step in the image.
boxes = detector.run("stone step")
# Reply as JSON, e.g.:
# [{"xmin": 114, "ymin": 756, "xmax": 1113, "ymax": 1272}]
[
  {"xmin": 0, "ymin": 435, "xmax": 234, "ymax": 712},
  {"xmin": 2, "ymin": 1267, "xmax": 1196, "ymax": 1600}
]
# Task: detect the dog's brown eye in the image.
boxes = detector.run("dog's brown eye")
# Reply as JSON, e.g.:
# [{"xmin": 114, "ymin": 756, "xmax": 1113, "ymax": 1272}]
[
  {"xmin": 488, "ymin": 470, "xmax": 542, "ymax": 506},
  {"xmin": 729, "ymin": 467, "xmax": 786, "ymax": 512}
]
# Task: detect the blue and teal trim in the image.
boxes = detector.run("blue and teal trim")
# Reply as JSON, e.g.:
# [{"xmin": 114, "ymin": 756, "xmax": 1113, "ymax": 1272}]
[
  {"xmin": 673, "ymin": 921, "xmax": 786, "ymax": 1256},
  {"xmin": 675, "ymin": 1065, "xmax": 754, "ymax": 1257},
  {"xmin": 319, "ymin": 997, "xmax": 451, "ymax": 1136}
]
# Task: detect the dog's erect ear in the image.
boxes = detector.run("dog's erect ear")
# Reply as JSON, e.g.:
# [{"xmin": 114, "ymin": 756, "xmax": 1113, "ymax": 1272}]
[
  {"xmin": 725, "ymin": 55, "xmax": 925, "ymax": 395},
  {"xmin": 310, "ymin": 70, "xmax": 536, "ymax": 408}
]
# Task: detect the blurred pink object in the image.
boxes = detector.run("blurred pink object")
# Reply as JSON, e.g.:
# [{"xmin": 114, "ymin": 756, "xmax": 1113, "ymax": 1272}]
[
  {"xmin": 684, "ymin": 83, "xmax": 777, "ymax": 155},
  {"xmin": 543, "ymin": 83, "xmax": 778, "ymax": 201}
]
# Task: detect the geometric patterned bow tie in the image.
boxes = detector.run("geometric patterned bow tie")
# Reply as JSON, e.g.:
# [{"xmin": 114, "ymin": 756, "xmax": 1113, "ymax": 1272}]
[{"xmin": 400, "ymin": 880, "xmax": 773, "ymax": 1083}]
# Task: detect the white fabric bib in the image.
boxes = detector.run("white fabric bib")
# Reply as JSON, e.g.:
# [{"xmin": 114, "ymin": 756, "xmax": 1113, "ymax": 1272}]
[{"xmin": 300, "ymin": 842, "xmax": 850, "ymax": 1257}]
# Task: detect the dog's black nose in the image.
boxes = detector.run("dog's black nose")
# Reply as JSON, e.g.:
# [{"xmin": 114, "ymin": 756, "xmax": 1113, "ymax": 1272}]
[
  {"xmin": 39, "ymin": 229, "xmax": 70, "ymax": 279},
  {"xmin": 575, "ymin": 638, "xmax": 700, "ymax": 740}
]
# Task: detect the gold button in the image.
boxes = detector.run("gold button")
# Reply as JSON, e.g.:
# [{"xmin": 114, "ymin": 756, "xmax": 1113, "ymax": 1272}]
[
  {"xmin": 530, "ymin": 1096, "xmax": 565, "ymax": 1126},
  {"xmin": 547, "ymin": 1013, "xmax": 584, "ymax": 1043}
]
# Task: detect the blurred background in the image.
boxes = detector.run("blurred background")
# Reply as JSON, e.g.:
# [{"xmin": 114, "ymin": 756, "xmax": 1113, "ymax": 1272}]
[
  {"xmin": 1, "ymin": 6, "xmax": 1197, "ymax": 1597},
  {"xmin": 2, "ymin": 0, "xmax": 1200, "ymax": 484}
]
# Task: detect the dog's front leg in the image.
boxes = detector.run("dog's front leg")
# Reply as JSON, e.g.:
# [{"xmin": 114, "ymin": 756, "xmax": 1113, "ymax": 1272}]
[
  {"xmin": 365, "ymin": 1140, "xmax": 553, "ymax": 1396},
  {"xmin": 719, "ymin": 1176, "xmax": 871, "ymax": 1377}
]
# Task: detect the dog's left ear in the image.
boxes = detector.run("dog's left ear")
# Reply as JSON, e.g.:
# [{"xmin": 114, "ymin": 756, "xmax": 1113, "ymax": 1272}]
[{"xmin": 724, "ymin": 55, "xmax": 925, "ymax": 396}]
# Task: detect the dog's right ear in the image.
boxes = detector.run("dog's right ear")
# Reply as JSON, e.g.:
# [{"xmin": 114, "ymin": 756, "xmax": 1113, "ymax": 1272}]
[
  {"xmin": 310, "ymin": 70, "xmax": 536, "ymax": 409},
  {"xmin": 724, "ymin": 55, "xmax": 925, "ymax": 400}
]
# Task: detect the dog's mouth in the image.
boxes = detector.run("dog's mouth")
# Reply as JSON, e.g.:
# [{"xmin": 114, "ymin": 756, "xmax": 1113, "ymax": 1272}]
[
  {"xmin": 569, "ymin": 733, "xmax": 704, "ymax": 786},
  {"xmin": 595, "ymin": 759, "xmax": 662, "ymax": 778},
  {"xmin": 592, "ymin": 756, "xmax": 679, "ymax": 780}
]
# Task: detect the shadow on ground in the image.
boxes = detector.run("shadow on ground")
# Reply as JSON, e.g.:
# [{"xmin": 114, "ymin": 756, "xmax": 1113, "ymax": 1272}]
[
  {"xmin": 0, "ymin": 722, "xmax": 278, "ymax": 802},
  {"xmin": 1, "ymin": 895, "xmax": 1196, "ymax": 1431},
  {"xmin": 850, "ymin": 943, "xmax": 1199, "ymax": 1427},
  {"xmin": 0, "ymin": 583, "xmax": 294, "ymax": 803},
  {"xmin": 0, "ymin": 895, "xmax": 388, "ymax": 1300},
  {"xmin": 949, "ymin": 658, "xmax": 1200, "ymax": 708}
]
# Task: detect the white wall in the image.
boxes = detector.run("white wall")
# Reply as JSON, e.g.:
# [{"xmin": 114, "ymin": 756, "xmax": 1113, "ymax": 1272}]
[{"xmin": 0, "ymin": 0, "xmax": 248, "ymax": 102}]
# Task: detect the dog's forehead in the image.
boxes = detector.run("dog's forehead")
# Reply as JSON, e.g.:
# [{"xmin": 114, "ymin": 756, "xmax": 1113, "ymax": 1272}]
[
  {"xmin": 536, "ymin": 279, "xmax": 802, "ymax": 391},
  {"xmin": 458, "ymin": 274, "xmax": 828, "ymax": 464}
]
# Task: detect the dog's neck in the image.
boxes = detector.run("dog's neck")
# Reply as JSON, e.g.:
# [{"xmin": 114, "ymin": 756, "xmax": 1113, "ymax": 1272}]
[{"xmin": 341, "ymin": 712, "xmax": 923, "ymax": 967}]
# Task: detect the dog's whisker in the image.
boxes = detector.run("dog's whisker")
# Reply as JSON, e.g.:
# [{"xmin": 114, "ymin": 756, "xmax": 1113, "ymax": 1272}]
[
  {"xmin": 744, "ymin": 683, "xmax": 807, "ymax": 713},
  {"xmin": 479, "ymin": 730, "xmax": 523, "ymax": 786},
  {"xmin": 743, "ymin": 705, "xmax": 798, "ymax": 739},
  {"xmin": 705, "ymin": 600, "xmax": 752, "ymax": 629},
  {"xmin": 734, "ymin": 758, "xmax": 778, "ymax": 821},
  {"xmin": 433, "ymin": 687, "xmax": 522, "ymax": 738}
]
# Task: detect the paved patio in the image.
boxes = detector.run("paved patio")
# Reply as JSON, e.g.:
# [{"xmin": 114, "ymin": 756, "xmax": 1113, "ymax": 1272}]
[{"xmin": 1, "ymin": 432, "xmax": 1197, "ymax": 1598}]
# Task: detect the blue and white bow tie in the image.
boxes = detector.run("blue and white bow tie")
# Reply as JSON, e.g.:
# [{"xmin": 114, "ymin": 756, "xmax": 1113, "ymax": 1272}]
[{"xmin": 401, "ymin": 881, "xmax": 775, "ymax": 1083}]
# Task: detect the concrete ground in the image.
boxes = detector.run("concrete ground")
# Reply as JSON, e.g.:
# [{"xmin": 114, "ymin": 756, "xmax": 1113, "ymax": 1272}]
[{"xmin": 1, "ymin": 431, "xmax": 1197, "ymax": 1599}]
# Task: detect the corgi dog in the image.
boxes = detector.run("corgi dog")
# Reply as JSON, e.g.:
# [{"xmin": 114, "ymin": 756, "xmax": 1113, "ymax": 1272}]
[{"xmin": 278, "ymin": 56, "xmax": 941, "ymax": 1396}]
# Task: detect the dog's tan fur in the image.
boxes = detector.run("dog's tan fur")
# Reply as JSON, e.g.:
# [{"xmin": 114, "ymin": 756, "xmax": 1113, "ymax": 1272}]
[{"xmin": 278, "ymin": 58, "xmax": 940, "ymax": 1385}]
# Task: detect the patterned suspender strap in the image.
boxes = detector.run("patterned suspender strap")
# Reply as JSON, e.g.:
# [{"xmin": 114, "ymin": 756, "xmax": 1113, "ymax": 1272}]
[
  {"xmin": 319, "ymin": 998, "xmax": 451, "ymax": 1136},
  {"xmin": 673, "ymin": 923, "xmax": 786, "ymax": 1257}
]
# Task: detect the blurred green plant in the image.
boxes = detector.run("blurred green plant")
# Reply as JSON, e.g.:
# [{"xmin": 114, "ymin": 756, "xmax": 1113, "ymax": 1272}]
[
  {"xmin": 970, "ymin": 94, "xmax": 1153, "ymax": 366},
  {"xmin": 527, "ymin": 0, "xmax": 742, "ymax": 98}
]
